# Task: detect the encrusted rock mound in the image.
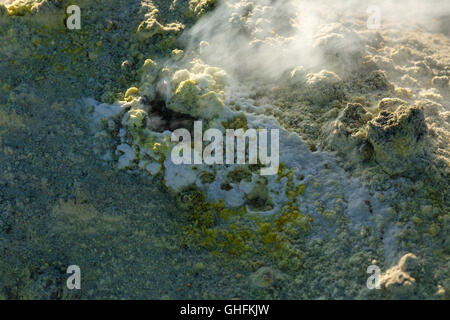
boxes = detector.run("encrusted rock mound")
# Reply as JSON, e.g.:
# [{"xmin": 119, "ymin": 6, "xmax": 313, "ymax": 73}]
[
  {"xmin": 380, "ymin": 253, "xmax": 422, "ymax": 299},
  {"xmin": 368, "ymin": 105, "xmax": 427, "ymax": 175}
]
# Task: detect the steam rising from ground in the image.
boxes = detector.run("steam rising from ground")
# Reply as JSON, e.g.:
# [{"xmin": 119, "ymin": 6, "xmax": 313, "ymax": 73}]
[{"xmin": 182, "ymin": 0, "xmax": 450, "ymax": 83}]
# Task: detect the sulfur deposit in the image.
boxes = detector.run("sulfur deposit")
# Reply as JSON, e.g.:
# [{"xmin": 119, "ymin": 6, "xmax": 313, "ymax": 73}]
[{"xmin": 0, "ymin": 0, "xmax": 449, "ymax": 300}]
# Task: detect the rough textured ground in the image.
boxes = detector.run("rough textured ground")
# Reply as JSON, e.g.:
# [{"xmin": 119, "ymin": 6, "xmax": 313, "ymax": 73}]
[{"xmin": 0, "ymin": 0, "xmax": 449, "ymax": 299}]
